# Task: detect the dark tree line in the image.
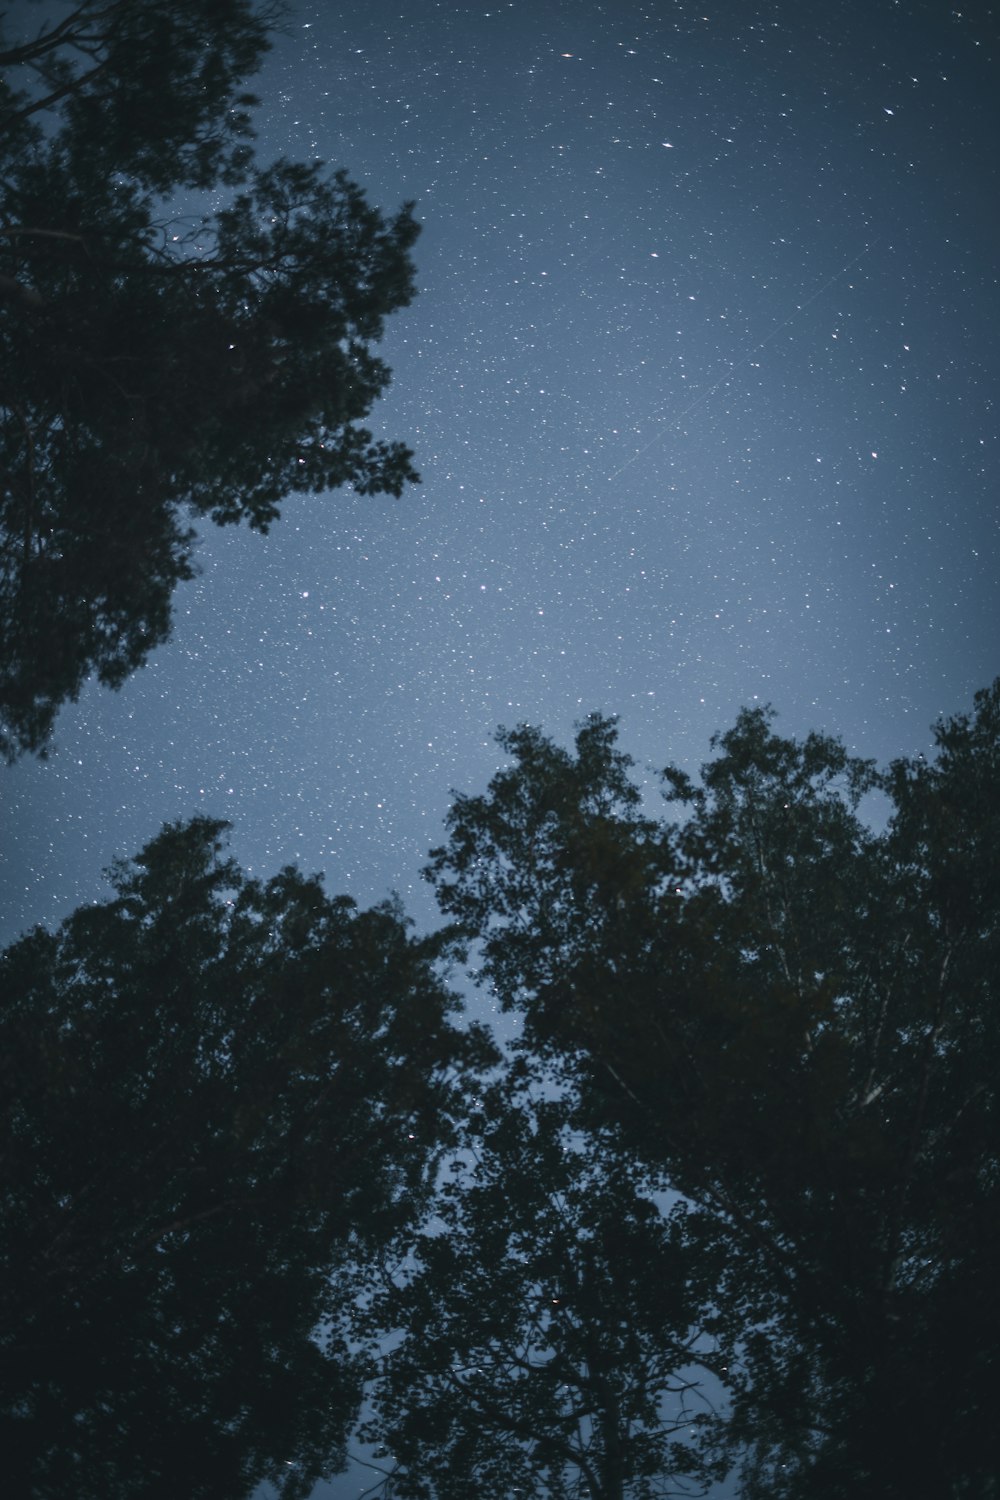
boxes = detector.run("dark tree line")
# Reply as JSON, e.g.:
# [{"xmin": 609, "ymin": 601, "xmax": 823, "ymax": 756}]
[
  {"xmin": 2, "ymin": 682, "xmax": 998, "ymax": 1498},
  {"xmin": 0, "ymin": 0, "xmax": 420, "ymax": 759}
]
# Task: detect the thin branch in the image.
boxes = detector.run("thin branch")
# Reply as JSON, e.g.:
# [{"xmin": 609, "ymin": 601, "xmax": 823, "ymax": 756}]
[
  {"xmin": 445, "ymin": 1368, "xmax": 604, "ymax": 1498},
  {"xmin": 0, "ymin": 57, "xmax": 113, "ymax": 131},
  {"xmin": 0, "ymin": 1, "xmax": 122, "ymax": 69},
  {"xmin": 0, "ymin": 226, "xmax": 88, "ymax": 243}
]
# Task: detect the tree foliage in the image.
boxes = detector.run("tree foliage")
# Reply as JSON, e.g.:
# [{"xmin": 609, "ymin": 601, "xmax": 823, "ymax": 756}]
[
  {"xmin": 358, "ymin": 1063, "xmax": 730, "ymax": 1500},
  {"xmin": 0, "ymin": 816, "xmax": 494, "ymax": 1499},
  {"xmin": 0, "ymin": 0, "xmax": 420, "ymax": 759},
  {"xmin": 3, "ymin": 680, "xmax": 997, "ymax": 1498},
  {"xmin": 425, "ymin": 682, "xmax": 1000, "ymax": 1498}
]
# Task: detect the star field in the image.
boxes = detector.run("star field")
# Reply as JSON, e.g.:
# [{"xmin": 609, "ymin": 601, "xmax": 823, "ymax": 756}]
[{"xmin": 2, "ymin": 0, "xmax": 997, "ymax": 987}]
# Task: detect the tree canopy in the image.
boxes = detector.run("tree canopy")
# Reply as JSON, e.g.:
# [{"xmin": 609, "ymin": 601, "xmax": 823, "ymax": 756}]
[
  {"xmin": 0, "ymin": 816, "xmax": 494, "ymax": 1499},
  {"xmin": 2, "ymin": 683, "xmax": 997, "ymax": 1498},
  {"xmin": 424, "ymin": 680, "xmax": 1000, "ymax": 1498},
  {"xmin": 0, "ymin": 0, "xmax": 421, "ymax": 759},
  {"xmin": 357, "ymin": 1062, "xmax": 731, "ymax": 1500}
]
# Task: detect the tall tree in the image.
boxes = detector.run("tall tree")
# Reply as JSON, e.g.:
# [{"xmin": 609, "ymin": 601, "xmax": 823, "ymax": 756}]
[
  {"xmin": 0, "ymin": 816, "xmax": 494, "ymax": 1498},
  {"xmin": 0, "ymin": 0, "xmax": 420, "ymax": 759},
  {"xmin": 425, "ymin": 684, "xmax": 1000, "ymax": 1498},
  {"xmin": 357, "ymin": 1062, "xmax": 730, "ymax": 1500}
]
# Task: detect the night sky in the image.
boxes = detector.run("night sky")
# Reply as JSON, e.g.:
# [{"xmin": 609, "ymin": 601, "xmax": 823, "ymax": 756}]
[
  {"xmin": 2, "ymin": 1, "xmax": 997, "ymax": 1494},
  {"xmin": 3, "ymin": 1, "xmax": 997, "ymax": 956}
]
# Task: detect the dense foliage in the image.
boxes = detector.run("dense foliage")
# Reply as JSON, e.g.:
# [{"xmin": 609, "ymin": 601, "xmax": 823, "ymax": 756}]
[
  {"xmin": 422, "ymin": 679, "xmax": 1000, "ymax": 1498},
  {"xmin": 1, "ymin": 684, "xmax": 997, "ymax": 1498},
  {"xmin": 357, "ymin": 1064, "xmax": 731, "ymax": 1500},
  {"xmin": 0, "ymin": 817, "xmax": 493, "ymax": 1498},
  {"xmin": 0, "ymin": 0, "xmax": 420, "ymax": 758}
]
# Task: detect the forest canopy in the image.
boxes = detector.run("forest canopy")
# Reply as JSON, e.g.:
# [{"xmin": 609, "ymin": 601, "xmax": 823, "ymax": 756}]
[
  {"xmin": 0, "ymin": 0, "xmax": 421, "ymax": 760},
  {"xmin": 2, "ymin": 681, "xmax": 998, "ymax": 1499}
]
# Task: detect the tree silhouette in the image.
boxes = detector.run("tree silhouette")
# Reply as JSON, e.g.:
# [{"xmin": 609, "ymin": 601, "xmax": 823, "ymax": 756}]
[
  {"xmin": 0, "ymin": 1, "xmax": 420, "ymax": 758},
  {"xmin": 357, "ymin": 1062, "xmax": 730, "ymax": 1500},
  {"xmin": 425, "ymin": 682, "xmax": 1000, "ymax": 1498},
  {"xmin": 0, "ymin": 816, "xmax": 494, "ymax": 1498},
  {"xmin": 4, "ymin": 672, "xmax": 997, "ymax": 1496}
]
